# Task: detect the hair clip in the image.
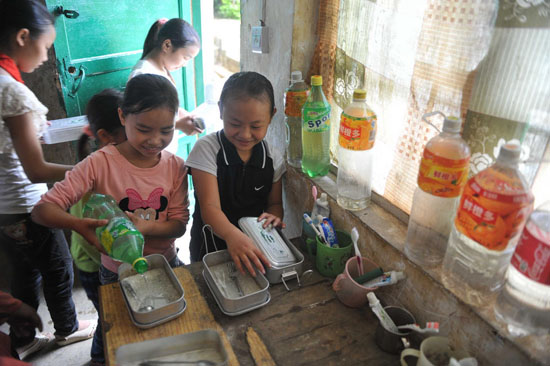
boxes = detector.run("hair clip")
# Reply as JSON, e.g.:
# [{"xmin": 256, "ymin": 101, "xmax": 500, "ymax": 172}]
[{"xmin": 158, "ymin": 18, "xmax": 169, "ymax": 25}]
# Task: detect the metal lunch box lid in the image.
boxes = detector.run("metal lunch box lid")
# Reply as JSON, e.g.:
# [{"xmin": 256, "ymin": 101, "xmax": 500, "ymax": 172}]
[{"xmin": 238, "ymin": 217, "xmax": 297, "ymax": 267}]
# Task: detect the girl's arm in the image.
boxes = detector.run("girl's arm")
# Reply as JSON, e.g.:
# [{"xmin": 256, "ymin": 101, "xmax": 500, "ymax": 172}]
[
  {"xmin": 258, "ymin": 178, "xmax": 285, "ymax": 229},
  {"xmin": 5, "ymin": 113, "xmax": 72, "ymax": 182},
  {"xmin": 192, "ymin": 168, "xmax": 270, "ymax": 276},
  {"xmin": 32, "ymin": 202, "xmax": 108, "ymax": 253}
]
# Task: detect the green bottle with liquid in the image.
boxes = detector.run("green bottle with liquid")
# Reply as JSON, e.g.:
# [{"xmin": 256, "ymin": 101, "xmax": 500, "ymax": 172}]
[
  {"xmin": 301, "ymin": 75, "xmax": 331, "ymax": 177},
  {"xmin": 83, "ymin": 193, "xmax": 148, "ymax": 273}
]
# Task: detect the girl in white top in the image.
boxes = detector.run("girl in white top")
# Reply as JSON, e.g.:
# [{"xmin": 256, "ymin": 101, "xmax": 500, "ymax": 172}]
[
  {"xmin": 129, "ymin": 18, "xmax": 201, "ymax": 136},
  {"xmin": 0, "ymin": 0, "xmax": 96, "ymax": 360}
]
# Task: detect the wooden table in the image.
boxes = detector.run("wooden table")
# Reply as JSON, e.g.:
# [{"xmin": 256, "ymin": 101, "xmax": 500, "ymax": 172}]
[{"xmin": 99, "ymin": 245, "xmax": 399, "ymax": 365}]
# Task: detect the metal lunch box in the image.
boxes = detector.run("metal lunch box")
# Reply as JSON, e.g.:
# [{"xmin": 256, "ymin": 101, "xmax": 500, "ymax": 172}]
[
  {"xmin": 115, "ymin": 329, "xmax": 228, "ymax": 366},
  {"xmin": 203, "ymin": 250, "xmax": 270, "ymax": 316},
  {"xmin": 238, "ymin": 217, "xmax": 305, "ymax": 289},
  {"xmin": 118, "ymin": 254, "xmax": 186, "ymax": 328}
]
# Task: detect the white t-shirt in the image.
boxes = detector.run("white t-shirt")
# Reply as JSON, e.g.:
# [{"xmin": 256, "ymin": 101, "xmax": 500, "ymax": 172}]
[
  {"xmin": 128, "ymin": 59, "xmax": 173, "ymax": 84},
  {"xmin": 0, "ymin": 75, "xmax": 48, "ymax": 213}
]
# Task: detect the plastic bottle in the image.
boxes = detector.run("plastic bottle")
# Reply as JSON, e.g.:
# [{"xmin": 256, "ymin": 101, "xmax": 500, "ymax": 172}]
[
  {"xmin": 336, "ymin": 89, "xmax": 377, "ymax": 210},
  {"xmin": 311, "ymin": 192, "xmax": 330, "ymax": 223},
  {"xmin": 301, "ymin": 75, "xmax": 331, "ymax": 177},
  {"xmin": 284, "ymin": 71, "xmax": 309, "ymax": 168},
  {"xmin": 442, "ymin": 144, "xmax": 534, "ymax": 306},
  {"xmin": 494, "ymin": 201, "xmax": 550, "ymax": 336},
  {"xmin": 83, "ymin": 193, "xmax": 148, "ymax": 274},
  {"xmin": 405, "ymin": 114, "xmax": 470, "ymax": 267}
]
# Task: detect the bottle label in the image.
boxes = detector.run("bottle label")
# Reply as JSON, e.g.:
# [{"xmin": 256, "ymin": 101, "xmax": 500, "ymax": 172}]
[
  {"xmin": 100, "ymin": 216, "xmax": 142, "ymax": 255},
  {"xmin": 417, "ymin": 149, "xmax": 470, "ymax": 197},
  {"xmin": 338, "ymin": 112, "xmax": 377, "ymax": 150},
  {"xmin": 285, "ymin": 90, "xmax": 309, "ymax": 117},
  {"xmin": 454, "ymin": 174, "xmax": 533, "ymax": 251},
  {"xmin": 303, "ymin": 109, "xmax": 330, "ymax": 132},
  {"xmin": 510, "ymin": 221, "xmax": 550, "ymax": 285}
]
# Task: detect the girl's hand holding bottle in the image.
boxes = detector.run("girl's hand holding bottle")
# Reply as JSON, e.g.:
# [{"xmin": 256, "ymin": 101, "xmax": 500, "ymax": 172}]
[
  {"xmin": 74, "ymin": 217, "xmax": 109, "ymax": 254},
  {"xmin": 176, "ymin": 110, "xmax": 203, "ymax": 135}
]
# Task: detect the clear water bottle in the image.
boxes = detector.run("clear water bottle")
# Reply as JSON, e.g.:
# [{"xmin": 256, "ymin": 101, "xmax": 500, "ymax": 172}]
[
  {"xmin": 336, "ymin": 89, "xmax": 377, "ymax": 211},
  {"xmin": 83, "ymin": 193, "xmax": 148, "ymax": 273},
  {"xmin": 301, "ymin": 75, "xmax": 331, "ymax": 177},
  {"xmin": 494, "ymin": 201, "xmax": 550, "ymax": 336},
  {"xmin": 285, "ymin": 71, "xmax": 309, "ymax": 168},
  {"xmin": 405, "ymin": 114, "xmax": 470, "ymax": 267},
  {"xmin": 442, "ymin": 144, "xmax": 534, "ymax": 306}
]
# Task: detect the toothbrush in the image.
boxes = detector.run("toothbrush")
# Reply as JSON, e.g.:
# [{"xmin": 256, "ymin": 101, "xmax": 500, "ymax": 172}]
[
  {"xmin": 303, "ymin": 213, "xmax": 328, "ymax": 245},
  {"xmin": 351, "ymin": 227, "xmax": 363, "ymax": 276},
  {"xmin": 312, "ymin": 185, "xmax": 318, "ymax": 202},
  {"xmin": 397, "ymin": 322, "xmax": 439, "ymax": 333}
]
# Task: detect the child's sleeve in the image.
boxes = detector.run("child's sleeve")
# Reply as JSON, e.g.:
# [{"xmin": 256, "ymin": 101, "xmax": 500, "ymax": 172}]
[
  {"xmin": 39, "ymin": 155, "xmax": 97, "ymax": 210},
  {"xmin": 185, "ymin": 134, "xmax": 218, "ymax": 176},
  {"xmin": 165, "ymin": 158, "xmax": 189, "ymax": 225}
]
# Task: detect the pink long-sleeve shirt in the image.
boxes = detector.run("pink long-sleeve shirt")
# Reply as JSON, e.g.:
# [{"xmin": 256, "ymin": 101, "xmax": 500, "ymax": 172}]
[{"xmin": 39, "ymin": 145, "xmax": 189, "ymax": 273}]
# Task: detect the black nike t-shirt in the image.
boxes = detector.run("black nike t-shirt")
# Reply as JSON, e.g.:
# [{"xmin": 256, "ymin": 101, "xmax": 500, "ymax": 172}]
[{"xmin": 186, "ymin": 131, "xmax": 285, "ymax": 261}]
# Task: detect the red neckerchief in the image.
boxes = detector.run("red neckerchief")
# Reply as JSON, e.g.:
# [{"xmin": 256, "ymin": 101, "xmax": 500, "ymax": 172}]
[{"xmin": 0, "ymin": 54, "xmax": 24, "ymax": 84}]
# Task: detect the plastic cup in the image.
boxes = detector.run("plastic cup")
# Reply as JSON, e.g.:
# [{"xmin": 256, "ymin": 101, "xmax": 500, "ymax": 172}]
[
  {"xmin": 315, "ymin": 230, "xmax": 353, "ymax": 278},
  {"xmin": 332, "ymin": 256, "xmax": 380, "ymax": 307}
]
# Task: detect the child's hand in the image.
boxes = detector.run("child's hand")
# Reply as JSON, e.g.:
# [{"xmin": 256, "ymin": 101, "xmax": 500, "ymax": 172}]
[
  {"xmin": 175, "ymin": 115, "xmax": 203, "ymax": 136},
  {"xmin": 8, "ymin": 302, "xmax": 43, "ymax": 331},
  {"xmin": 226, "ymin": 229, "xmax": 271, "ymax": 277},
  {"xmin": 74, "ymin": 218, "xmax": 109, "ymax": 254},
  {"xmin": 125, "ymin": 211, "xmax": 154, "ymax": 236},
  {"xmin": 258, "ymin": 213, "xmax": 286, "ymax": 230}
]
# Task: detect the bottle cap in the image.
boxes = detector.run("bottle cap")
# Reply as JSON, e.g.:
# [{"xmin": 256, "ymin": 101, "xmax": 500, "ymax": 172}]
[
  {"xmin": 318, "ymin": 192, "xmax": 328, "ymax": 205},
  {"xmin": 497, "ymin": 143, "xmax": 521, "ymax": 164},
  {"xmin": 353, "ymin": 89, "xmax": 366, "ymax": 100},
  {"xmin": 442, "ymin": 116, "xmax": 462, "ymax": 133},
  {"xmin": 133, "ymin": 257, "xmax": 149, "ymax": 274},
  {"xmin": 291, "ymin": 71, "xmax": 303, "ymax": 82},
  {"xmin": 311, "ymin": 75, "xmax": 322, "ymax": 86},
  {"xmin": 394, "ymin": 271, "xmax": 406, "ymax": 282}
]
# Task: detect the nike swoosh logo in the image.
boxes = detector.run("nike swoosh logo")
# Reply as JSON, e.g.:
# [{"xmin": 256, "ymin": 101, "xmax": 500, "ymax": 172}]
[{"xmin": 254, "ymin": 186, "xmax": 264, "ymax": 191}]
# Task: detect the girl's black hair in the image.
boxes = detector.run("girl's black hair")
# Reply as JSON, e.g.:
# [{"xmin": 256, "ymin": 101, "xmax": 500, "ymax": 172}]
[
  {"xmin": 78, "ymin": 89, "xmax": 123, "ymax": 161},
  {"xmin": 141, "ymin": 18, "xmax": 200, "ymax": 59},
  {"xmin": 219, "ymin": 71, "xmax": 275, "ymax": 116},
  {"xmin": 0, "ymin": 0, "xmax": 55, "ymax": 48},
  {"xmin": 120, "ymin": 74, "xmax": 179, "ymax": 116}
]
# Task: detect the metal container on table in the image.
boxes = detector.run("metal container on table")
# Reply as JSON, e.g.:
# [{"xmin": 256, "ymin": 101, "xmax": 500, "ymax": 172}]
[
  {"xmin": 118, "ymin": 253, "xmax": 186, "ymax": 328},
  {"xmin": 238, "ymin": 217, "xmax": 305, "ymax": 289},
  {"xmin": 203, "ymin": 250, "xmax": 270, "ymax": 316},
  {"xmin": 115, "ymin": 329, "xmax": 228, "ymax": 365}
]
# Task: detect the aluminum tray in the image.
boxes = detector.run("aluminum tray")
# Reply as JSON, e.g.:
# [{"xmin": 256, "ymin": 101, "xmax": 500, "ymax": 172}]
[
  {"xmin": 118, "ymin": 254, "xmax": 185, "ymax": 326},
  {"xmin": 238, "ymin": 217, "xmax": 305, "ymax": 287},
  {"xmin": 203, "ymin": 270, "xmax": 271, "ymax": 316},
  {"xmin": 203, "ymin": 250, "xmax": 270, "ymax": 314},
  {"xmin": 115, "ymin": 329, "xmax": 228, "ymax": 366}
]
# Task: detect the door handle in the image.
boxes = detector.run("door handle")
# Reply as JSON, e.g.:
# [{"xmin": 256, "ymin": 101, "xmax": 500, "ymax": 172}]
[
  {"xmin": 69, "ymin": 67, "xmax": 85, "ymax": 97},
  {"xmin": 54, "ymin": 6, "xmax": 79, "ymax": 19}
]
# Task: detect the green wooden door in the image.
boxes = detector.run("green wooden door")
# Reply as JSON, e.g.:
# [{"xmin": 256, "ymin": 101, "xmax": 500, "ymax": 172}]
[{"xmin": 46, "ymin": 0, "xmax": 204, "ymax": 117}]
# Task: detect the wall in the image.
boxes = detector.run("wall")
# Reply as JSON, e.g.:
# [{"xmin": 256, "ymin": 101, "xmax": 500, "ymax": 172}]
[{"xmin": 241, "ymin": 1, "xmax": 549, "ymax": 365}]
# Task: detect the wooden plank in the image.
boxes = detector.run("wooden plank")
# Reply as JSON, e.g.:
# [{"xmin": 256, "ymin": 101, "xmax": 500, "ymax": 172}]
[
  {"xmin": 246, "ymin": 327, "xmax": 276, "ymax": 366},
  {"xmin": 99, "ymin": 267, "xmax": 240, "ymax": 366}
]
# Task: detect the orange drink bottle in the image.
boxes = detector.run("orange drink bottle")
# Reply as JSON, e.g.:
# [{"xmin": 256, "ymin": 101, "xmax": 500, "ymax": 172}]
[
  {"xmin": 442, "ymin": 143, "xmax": 534, "ymax": 306},
  {"xmin": 405, "ymin": 114, "xmax": 470, "ymax": 267}
]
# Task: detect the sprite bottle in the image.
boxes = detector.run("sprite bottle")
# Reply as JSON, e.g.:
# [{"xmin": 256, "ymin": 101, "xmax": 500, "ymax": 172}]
[
  {"xmin": 83, "ymin": 193, "xmax": 148, "ymax": 273},
  {"xmin": 301, "ymin": 75, "xmax": 331, "ymax": 177}
]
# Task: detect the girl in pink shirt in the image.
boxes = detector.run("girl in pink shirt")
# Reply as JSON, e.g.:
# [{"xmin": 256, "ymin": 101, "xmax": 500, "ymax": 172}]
[{"xmin": 32, "ymin": 74, "xmax": 189, "ymax": 282}]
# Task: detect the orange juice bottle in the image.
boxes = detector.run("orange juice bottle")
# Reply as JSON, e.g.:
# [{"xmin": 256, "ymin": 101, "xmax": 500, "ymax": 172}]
[
  {"xmin": 442, "ymin": 143, "xmax": 534, "ymax": 306},
  {"xmin": 405, "ymin": 115, "xmax": 470, "ymax": 267}
]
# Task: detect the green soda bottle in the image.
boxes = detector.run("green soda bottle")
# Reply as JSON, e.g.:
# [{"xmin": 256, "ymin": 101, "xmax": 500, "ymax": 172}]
[
  {"xmin": 83, "ymin": 193, "xmax": 148, "ymax": 273},
  {"xmin": 301, "ymin": 75, "xmax": 331, "ymax": 177}
]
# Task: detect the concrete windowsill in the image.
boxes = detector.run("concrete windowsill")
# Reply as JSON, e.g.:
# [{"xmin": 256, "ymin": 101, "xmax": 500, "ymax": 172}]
[{"xmin": 283, "ymin": 165, "xmax": 549, "ymax": 366}]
